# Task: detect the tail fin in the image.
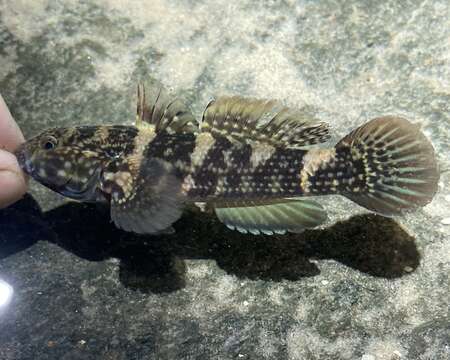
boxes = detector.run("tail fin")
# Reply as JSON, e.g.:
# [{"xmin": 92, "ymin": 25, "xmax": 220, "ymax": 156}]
[{"xmin": 335, "ymin": 116, "xmax": 439, "ymax": 216}]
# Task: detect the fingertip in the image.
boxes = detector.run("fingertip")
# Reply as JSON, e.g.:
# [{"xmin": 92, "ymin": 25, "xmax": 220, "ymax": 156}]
[
  {"xmin": 0, "ymin": 149, "xmax": 28, "ymax": 209},
  {"xmin": 0, "ymin": 171, "xmax": 27, "ymax": 209},
  {"xmin": 0, "ymin": 94, "xmax": 25, "ymax": 151}
]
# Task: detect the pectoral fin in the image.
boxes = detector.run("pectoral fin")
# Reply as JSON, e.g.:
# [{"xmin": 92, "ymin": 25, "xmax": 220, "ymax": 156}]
[
  {"xmin": 101, "ymin": 157, "xmax": 185, "ymax": 234},
  {"xmin": 213, "ymin": 198, "xmax": 327, "ymax": 235}
]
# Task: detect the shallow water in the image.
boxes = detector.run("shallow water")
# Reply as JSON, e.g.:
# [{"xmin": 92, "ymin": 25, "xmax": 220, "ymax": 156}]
[{"xmin": 0, "ymin": 1, "xmax": 449, "ymax": 359}]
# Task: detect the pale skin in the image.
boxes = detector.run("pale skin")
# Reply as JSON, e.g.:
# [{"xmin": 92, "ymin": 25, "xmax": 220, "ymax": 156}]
[{"xmin": 0, "ymin": 94, "xmax": 27, "ymax": 208}]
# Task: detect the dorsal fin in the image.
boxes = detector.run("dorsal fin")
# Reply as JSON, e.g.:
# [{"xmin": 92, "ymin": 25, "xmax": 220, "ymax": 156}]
[
  {"xmin": 136, "ymin": 79, "xmax": 198, "ymax": 134},
  {"xmin": 201, "ymin": 96, "xmax": 330, "ymax": 148}
]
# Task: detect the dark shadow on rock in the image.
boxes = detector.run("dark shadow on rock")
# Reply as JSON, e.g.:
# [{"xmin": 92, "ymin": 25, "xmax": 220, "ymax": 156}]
[
  {"xmin": 0, "ymin": 196, "xmax": 421, "ymax": 293},
  {"xmin": 40, "ymin": 202, "xmax": 187, "ymax": 294},
  {"xmin": 173, "ymin": 209, "xmax": 420, "ymax": 281},
  {"xmin": 0, "ymin": 195, "xmax": 52, "ymax": 259}
]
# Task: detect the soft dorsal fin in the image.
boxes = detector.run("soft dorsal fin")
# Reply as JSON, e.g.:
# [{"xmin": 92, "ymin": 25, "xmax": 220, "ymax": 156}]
[
  {"xmin": 201, "ymin": 96, "xmax": 330, "ymax": 148},
  {"xmin": 136, "ymin": 78, "xmax": 198, "ymax": 134},
  {"xmin": 213, "ymin": 198, "xmax": 327, "ymax": 235}
]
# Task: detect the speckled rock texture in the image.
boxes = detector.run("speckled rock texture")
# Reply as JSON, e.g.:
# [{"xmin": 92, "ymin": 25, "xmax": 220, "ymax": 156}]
[{"xmin": 0, "ymin": 1, "xmax": 449, "ymax": 359}]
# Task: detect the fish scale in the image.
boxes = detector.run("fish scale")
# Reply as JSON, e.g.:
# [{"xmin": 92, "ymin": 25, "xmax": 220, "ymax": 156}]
[{"xmin": 15, "ymin": 79, "xmax": 440, "ymax": 235}]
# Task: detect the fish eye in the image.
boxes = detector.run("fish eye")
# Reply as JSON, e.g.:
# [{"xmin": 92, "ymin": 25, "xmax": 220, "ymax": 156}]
[{"xmin": 42, "ymin": 136, "xmax": 58, "ymax": 150}]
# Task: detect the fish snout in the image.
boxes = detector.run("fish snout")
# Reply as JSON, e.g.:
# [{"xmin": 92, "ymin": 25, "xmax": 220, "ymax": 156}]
[{"xmin": 14, "ymin": 143, "xmax": 34, "ymax": 175}]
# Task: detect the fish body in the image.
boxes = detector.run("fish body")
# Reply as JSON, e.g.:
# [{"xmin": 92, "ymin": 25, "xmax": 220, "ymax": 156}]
[{"xmin": 15, "ymin": 81, "xmax": 439, "ymax": 235}]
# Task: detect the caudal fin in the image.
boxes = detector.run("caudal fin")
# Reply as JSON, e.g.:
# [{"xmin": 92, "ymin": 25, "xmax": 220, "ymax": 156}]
[{"xmin": 336, "ymin": 116, "xmax": 439, "ymax": 216}]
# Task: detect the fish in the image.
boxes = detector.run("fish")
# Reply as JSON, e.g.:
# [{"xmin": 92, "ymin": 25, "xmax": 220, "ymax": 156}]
[{"xmin": 15, "ymin": 79, "xmax": 440, "ymax": 235}]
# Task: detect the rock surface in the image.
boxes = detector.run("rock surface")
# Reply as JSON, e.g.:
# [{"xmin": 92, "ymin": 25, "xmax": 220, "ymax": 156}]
[{"xmin": 0, "ymin": 1, "xmax": 449, "ymax": 359}]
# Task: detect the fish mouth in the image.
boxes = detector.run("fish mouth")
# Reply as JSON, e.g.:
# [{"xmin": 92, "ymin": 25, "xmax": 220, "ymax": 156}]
[
  {"xmin": 56, "ymin": 166, "xmax": 102, "ymax": 201},
  {"xmin": 57, "ymin": 177, "xmax": 88, "ymax": 199},
  {"xmin": 14, "ymin": 144, "xmax": 34, "ymax": 175}
]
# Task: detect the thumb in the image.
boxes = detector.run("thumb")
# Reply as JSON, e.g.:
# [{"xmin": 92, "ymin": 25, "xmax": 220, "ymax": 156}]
[{"xmin": 0, "ymin": 149, "xmax": 28, "ymax": 208}]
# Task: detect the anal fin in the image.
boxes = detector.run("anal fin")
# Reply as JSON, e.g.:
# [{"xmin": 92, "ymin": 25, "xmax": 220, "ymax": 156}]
[{"xmin": 213, "ymin": 198, "xmax": 327, "ymax": 235}]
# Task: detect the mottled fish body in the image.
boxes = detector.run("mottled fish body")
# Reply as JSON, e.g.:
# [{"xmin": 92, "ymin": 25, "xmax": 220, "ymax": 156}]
[{"xmin": 16, "ymin": 80, "xmax": 439, "ymax": 235}]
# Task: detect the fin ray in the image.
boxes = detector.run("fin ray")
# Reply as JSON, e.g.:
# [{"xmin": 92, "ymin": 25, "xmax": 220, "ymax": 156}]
[
  {"xmin": 136, "ymin": 78, "xmax": 198, "ymax": 134},
  {"xmin": 102, "ymin": 157, "xmax": 184, "ymax": 234},
  {"xmin": 213, "ymin": 198, "xmax": 327, "ymax": 235},
  {"xmin": 201, "ymin": 96, "xmax": 330, "ymax": 148},
  {"xmin": 336, "ymin": 116, "xmax": 439, "ymax": 215}
]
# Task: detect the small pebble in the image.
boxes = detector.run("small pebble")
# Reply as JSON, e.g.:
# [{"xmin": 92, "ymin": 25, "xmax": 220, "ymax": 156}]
[
  {"xmin": 404, "ymin": 266, "xmax": 414, "ymax": 273},
  {"xmin": 441, "ymin": 217, "xmax": 450, "ymax": 225},
  {"xmin": 445, "ymin": 195, "xmax": 450, "ymax": 202},
  {"xmin": 321, "ymin": 280, "xmax": 329, "ymax": 285},
  {"xmin": 361, "ymin": 355, "xmax": 376, "ymax": 360},
  {"xmin": 77, "ymin": 340, "xmax": 86, "ymax": 347}
]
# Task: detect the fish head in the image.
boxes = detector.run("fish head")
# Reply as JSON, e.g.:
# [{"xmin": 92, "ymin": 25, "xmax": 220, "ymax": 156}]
[{"xmin": 15, "ymin": 126, "xmax": 111, "ymax": 201}]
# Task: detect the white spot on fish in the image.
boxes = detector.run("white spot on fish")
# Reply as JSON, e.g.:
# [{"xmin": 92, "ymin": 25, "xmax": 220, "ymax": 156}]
[
  {"xmin": 38, "ymin": 168, "xmax": 47, "ymax": 178},
  {"xmin": 249, "ymin": 142, "xmax": 275, "ymax": 169},
  {"xmin": 300, "ymin": 148, "xmax": 336, "ymax": 193},
  {"xmin": 164, "ymin": 148, "xmax": 174, "ymax": 157},
  {"xmin": 191, "ymin": 132, "xmax": 215, "ymax": 168},
  {"xmin": 182, "ymin": 174, "xmax": 196, "ymax": 194},
  {"xmin": 57, "ymin": 170, "xmax": 67, "ymax": 177}
]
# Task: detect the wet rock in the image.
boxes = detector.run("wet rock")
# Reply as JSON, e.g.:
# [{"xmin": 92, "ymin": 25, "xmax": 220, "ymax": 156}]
[{"xmin": 0, "ymin": 1, "xmax": 449, "ymax": 359}]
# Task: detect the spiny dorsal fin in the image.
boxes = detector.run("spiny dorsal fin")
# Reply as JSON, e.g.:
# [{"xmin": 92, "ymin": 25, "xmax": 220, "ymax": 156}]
[
  {"xmin": 136, "ymin": 79, "xmax": 198, "ymax": 135},
  {"xmin": 201, "ymin": 96, "xmax": 330, "ymax": 148},
  {"xmin": 213, "ymin": 198, "xmax": 327, "ymax": 235}
]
